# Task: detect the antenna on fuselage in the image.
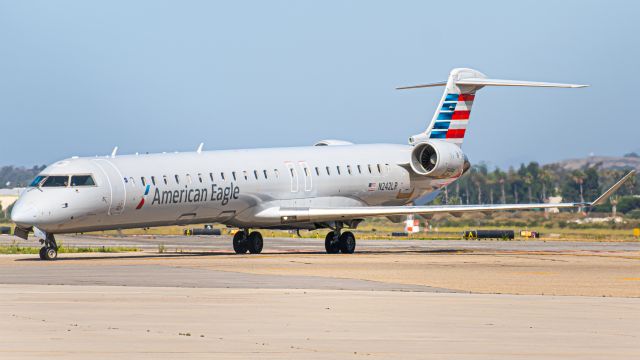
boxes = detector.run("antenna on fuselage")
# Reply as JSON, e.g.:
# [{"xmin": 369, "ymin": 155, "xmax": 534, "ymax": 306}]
[
  {"xmin": 111, "ymin": 146, "xmax": 118, "ymax": 158},
  {"xmin": 196, "ymin": 143, "xmax": 204, "ymax": 154}
]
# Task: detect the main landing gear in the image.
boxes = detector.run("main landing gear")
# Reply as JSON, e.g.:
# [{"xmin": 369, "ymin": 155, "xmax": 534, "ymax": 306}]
[
  {"xmin": 232, "ymin": 230, "xmax": 263, "ymax": 254},
  {"xmin": 38, "ymin": 234, "xmax": 58, "ymax": 261},
  {"xmin": 324, "ymin": 227, "xmax": 356, "ymax": 254}
]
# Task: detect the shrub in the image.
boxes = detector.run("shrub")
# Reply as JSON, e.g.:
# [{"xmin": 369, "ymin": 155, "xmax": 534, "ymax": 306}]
[{"xmin": 627, "ymin": 209, "xmax": 640, "ymax": 219}]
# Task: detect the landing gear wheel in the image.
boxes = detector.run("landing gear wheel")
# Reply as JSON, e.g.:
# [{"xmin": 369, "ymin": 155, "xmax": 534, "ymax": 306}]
[
  {"xmin": 44, "ymin": 247, "xmax": 58, "ymax": 260},
  {"xmin": 39, "ymin": 234, "xmax": 58, "ymax": 261},
  {"xmin": 339, "ymin": 231, "xmax": 356, "ymax": 254},
  {"xmin": 324, "ymin": 231, "xmax": 340, "ymax": 254},
  {"xmin": 233, "ymin": 231, "xmax": 248, "ymax": 254},
  {"xmin": 247, "ymin": 231, "xmax": 263, "ymax": 254}
]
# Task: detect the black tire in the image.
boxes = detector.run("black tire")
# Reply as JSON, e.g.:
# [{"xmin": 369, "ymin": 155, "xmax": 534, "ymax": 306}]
[
  {"xmin": 44, "ymin": 247, "xmax": 58, "ymax": 260},
  {"xmin": 39, "ymin": 247, "xmax": 46, "ymax": 260},
  {"xmin": 247, "ymin": 231, "xmax": 263, "ymax": 254},
  {"xmin": 339, "ymin": 231, "xmax": 356, "ymax": 254},
  {"xmin": 324, "ymin": 231, "xmax": 340, "ymax": 254},
  {"xmin": 232, "ymin": 231, "xmax": 248, "ymax": 254}
]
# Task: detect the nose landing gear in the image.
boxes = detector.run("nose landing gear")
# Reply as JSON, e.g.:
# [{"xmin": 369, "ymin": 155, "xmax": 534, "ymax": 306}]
[
  {"xmin": 232, "ymin": 230, "xmax": 263, "ymax": 254},
  {"xmin": 38, "ymin": 234, "xmax": 58, "ymax": 261}
]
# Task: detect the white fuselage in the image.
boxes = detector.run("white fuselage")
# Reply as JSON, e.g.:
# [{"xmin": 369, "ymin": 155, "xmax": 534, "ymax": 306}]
[{"xmin": 11, "ymin": 144, "xmax": 453, "ymax": 233}]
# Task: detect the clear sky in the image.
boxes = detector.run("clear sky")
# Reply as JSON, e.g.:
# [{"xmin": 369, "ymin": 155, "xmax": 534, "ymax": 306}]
[{"xmin": 1, "ymin": 0, "xmax": 638, "ymax": 168}]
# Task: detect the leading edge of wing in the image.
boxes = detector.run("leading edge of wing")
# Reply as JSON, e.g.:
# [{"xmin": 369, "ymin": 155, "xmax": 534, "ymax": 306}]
[{"xmin": 256, "ymin": 171, "xmax": 635, "ymax": 223}]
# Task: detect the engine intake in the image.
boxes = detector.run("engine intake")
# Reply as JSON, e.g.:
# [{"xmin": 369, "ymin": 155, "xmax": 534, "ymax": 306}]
[{"xmin": 410, "ymin": 140, "xmax": 469, "ymax": 178}]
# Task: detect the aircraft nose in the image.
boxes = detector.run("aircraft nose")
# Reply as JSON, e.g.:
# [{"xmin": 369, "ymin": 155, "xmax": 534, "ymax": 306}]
[{"xmin": 11, "ymin": 202, "xmax": 38, "ymax": 227}]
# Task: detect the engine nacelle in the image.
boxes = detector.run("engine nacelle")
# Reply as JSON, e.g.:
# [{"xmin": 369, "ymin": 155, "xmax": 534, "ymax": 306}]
[{"xmin": 410, "ymin": 140, "xmax": 470, "ymax": 178}]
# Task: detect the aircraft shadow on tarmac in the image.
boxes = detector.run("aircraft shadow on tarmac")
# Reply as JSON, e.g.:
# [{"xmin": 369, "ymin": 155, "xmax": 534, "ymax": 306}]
[{"xmin": 14, "ymin": 248, "xmax": 464, "ymax": 262}]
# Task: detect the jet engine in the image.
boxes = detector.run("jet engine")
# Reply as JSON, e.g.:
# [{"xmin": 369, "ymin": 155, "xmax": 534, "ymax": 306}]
[{"xmin": 409, "ymin": 140, "xmax": 470, "ymax": 179}]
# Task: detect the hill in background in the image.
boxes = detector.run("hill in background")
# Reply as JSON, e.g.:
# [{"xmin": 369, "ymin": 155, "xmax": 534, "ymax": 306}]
[{"xmin": 553, "ymin": 153, "xmax": 640, "ymax": 172}]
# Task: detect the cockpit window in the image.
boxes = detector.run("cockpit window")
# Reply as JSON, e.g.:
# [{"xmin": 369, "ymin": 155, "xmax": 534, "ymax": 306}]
[
  {"xmin": 71, "ymin": 175, "xmax": 95, "ymax": 186},
  {"xmin": 29, "ymin": 175, "xmax": 46, "ymax": 187},
  {"xmin": 42, "ymin": 176, "xmax": 69, "ymax": 187}
]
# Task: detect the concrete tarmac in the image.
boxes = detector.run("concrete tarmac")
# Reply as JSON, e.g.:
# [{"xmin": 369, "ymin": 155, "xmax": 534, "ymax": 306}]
[{"xmin": 0, "ymin": 234, "xmax": 638, "ymax": 359}]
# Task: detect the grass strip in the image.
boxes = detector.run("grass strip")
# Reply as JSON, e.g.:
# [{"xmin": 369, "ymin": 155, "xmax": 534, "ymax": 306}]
[{"xmin": 0, "ymin": 243, "xmax": 140, "ymax": 254}]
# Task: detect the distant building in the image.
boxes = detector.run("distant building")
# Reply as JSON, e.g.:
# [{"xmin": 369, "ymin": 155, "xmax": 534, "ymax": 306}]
[
  {"xmin": 0, "ymin": 188, "xmax": 23, "ymax": 216},
  {"xmin": 546, "ymin": 196, "xmax": 563, "ymax": 214}
]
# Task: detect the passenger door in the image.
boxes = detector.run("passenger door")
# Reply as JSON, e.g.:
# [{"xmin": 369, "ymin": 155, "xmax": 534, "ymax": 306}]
[
  {"xmin": 285, "ymin": 162, "xmax": 299, "ymax": 193},
  {"xmin": 93, "ymin": 159, "xmax": 127, "ymax": 215},
  {"xmin": 299, "ymin": 161, "xmax": 312, "ymax": 192}
]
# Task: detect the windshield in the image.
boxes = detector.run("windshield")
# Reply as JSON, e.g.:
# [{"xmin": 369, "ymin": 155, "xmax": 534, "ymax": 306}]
[
  {"xmin": 42, "ymin": 176, "xmax": 69, "ymax": 187},
  {"xmin": 29, "ymin": 175, "xmax": 46, "ymax": 187},
  {"xmin": 71, "ymin": 175, "xmax": 95, "ymax": 186}
]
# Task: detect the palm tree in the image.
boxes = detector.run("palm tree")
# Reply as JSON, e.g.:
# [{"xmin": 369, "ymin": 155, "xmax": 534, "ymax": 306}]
[{"xmin": 572, "ymin": 170, "xmax": 586, "ymax": 212}]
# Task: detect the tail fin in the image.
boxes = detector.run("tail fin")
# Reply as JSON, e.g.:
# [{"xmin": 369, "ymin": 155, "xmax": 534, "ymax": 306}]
[{"xmin": 402, "ymin": 68, "xmax": 587, "ymax": 147}]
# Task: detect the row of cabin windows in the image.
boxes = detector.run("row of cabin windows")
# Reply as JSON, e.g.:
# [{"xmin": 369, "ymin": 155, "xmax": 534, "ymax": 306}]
[
  {"xmin": 124, "ymin": 163, "xmax": 389, "ymax": 187},
  {"xmin": 315, "ymin": 163, "xmax": 387, "ymax": 177}
]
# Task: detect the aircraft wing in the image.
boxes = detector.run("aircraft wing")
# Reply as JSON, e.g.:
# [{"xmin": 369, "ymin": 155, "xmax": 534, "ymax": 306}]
[{"xmin": 256, "ymin": 171, "xmax": 635, "ymax": 223}]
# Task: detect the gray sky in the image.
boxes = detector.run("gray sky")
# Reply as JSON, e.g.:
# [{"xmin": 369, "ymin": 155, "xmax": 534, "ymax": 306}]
[{"xmin": 1, "ymin": 0, "xmax": 638, "ymax": 168}]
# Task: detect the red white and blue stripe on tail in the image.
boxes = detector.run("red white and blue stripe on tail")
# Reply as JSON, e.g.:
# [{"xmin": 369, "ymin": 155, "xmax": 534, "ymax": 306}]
[{"xmin": 428, "ymin": 93, "xmax": 475, "ymax": 144}]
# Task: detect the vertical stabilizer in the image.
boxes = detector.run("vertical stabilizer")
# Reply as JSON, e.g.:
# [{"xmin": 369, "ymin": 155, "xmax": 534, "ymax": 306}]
[
  {"xmin": 424, "ymin": 68, "xmax": 484, "ymax": 146},
  {"xmin": 402, "ymin": 68, "xmax": 587, "ymax": 147}
]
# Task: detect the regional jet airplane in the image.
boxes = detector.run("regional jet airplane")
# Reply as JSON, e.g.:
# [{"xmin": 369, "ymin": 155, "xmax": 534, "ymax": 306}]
[{"xmin": 11, "ymin": 68, "xmax": 635, "ymax": 260}]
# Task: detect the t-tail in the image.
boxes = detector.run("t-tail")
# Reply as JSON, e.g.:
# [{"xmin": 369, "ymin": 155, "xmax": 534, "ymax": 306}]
[{"xmin": 400, "ymin": 68, "xmax": 588, "ymax": 147}]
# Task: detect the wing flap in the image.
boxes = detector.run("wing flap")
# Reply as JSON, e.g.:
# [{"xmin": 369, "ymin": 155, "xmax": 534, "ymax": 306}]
[{"xmin": 257, "ymin": 202, "xmax": 585, "ymax": 223}]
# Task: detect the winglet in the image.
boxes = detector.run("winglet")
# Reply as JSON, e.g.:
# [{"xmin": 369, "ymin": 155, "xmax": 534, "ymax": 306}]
[{"xmin": 590, "ymin": 170, "xmax": 636, "ymax": 206}]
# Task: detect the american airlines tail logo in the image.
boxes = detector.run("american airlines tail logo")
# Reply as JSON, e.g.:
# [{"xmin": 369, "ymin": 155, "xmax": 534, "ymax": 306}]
[{"xmin": 135, "ymin": 184, "xmax": 151, "ymax": 209}]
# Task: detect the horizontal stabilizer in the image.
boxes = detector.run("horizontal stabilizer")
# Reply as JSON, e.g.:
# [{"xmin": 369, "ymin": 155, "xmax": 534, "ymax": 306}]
[
  {"xmin": 456, "ymin": 78, "xmax": 588, "ymax": 88},
  {"xmin": 396, "ymin": 81, "xmax": 447, "ymax": 90},
  {"xmin": 398, "ymin": 78, "xmax": 588, "ymax": 90}
]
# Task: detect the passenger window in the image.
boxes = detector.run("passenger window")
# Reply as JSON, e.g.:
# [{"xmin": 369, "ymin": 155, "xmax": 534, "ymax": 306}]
[
  {"xmin": 42, "ymin": 176, "xmax": 69, "ymax": 187},
  {"xmin": 141, "ymin": 177, "xmax": 146, "ymax": 186},
  {"xmin": 209, "ymin": 173, "xmax": 214, "ymax": 182},
  {"xmin": 274, "ymin": 169, "xmax": 279, "ymax": 178},
  {"xmin": 175, "ymin": 175, "xmax": 180, "ymax": 184},
  {"xmin": 163, "ymin": 175, "xmax": 168, "ymax": 185},
  {"xmin": 232, "ymin": 172, "xmax": 237, "ymax": 181},
  {"xmin": 304, "ymin": 167, "xmax": 309, "ymax": 177},
  {"xmin": 123, "ymin": 178, "xmax": 128, "ymax": 184},
  {"xmin": 347, "ymin": 165, "xmax": 352, "ymax": 175},
  {"xmin": 198, "ymin": 173, "xmax": 203, "ymax": 183},
  {"xmin": 129, "ymin": 177, "xmax": 136, "ymax": 186},
  {"xmin": 357, "ymin": 165, "xmax": 362, "ymax": 174},
  {"xmin": 151, "ymin": 176, "xmax": 156, "ymax": 185},
  {"xmin": 71, "ymin": 175, "xmax": 95, "ymax": 186},
  {"xmin": 221, "ymin": 172, "xmax": 225, "ymax": 181},
  {"xmin": 254, "ymin": 170, "xmax": 258, "ymax": 180},
  {"xmin": 263, "ymin": 170, "xmax": 268, "ymax": 179},
  {"xmin": 377, "ymin": 164, "xmax": 382, "ymax": 173},
  {"xmin": 315, "ymin": 167, "xmax": 320, "ymax": 176},
  {"xmin": 186, "ymin": 174, "xmax": 192, "ymax": 184},
  {"xmin": 367, "ymin": 164, "xmax": 372, "ymax": 174},
  {"xmin": 243, "ymin": 171, "xmax": 248, "ymax": 180},
  {"xmin": 336, "ymin": 166, "xmax": 341, "ymax": 175},
  {"xmin": 326, "ymin": 166, "xmax": 331, "ymax": 176}
]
